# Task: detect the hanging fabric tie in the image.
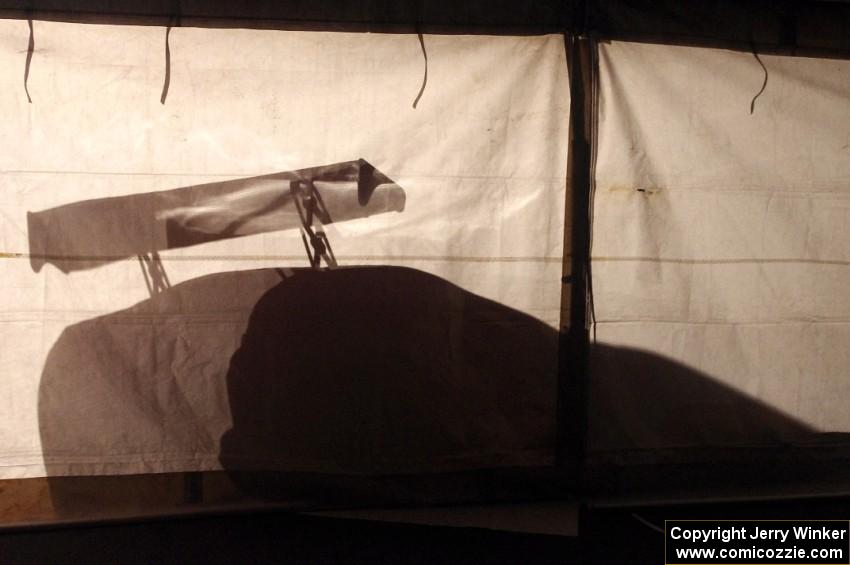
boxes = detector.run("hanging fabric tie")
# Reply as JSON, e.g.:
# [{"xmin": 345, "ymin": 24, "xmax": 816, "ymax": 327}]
[
  {"xmin": 160, "ymin": 15, "xmax": 177, "ymax": 105},
  {"xmin": 24, "ymin": 17, "xmax": 34, "ymax": 103},
  {"xmin": 749, "ymin": 44, "xmax": 769, "ymax": 114},
  {"xmin": 412, "ymin": 31, "xmax": 428, "ymax": 109}
]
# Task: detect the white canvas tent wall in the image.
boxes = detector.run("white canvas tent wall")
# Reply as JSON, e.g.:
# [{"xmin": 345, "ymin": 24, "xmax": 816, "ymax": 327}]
[
  {"xmin": 588, "ymin": 40, "xmax": 850, "ymax": 496},
  {"xmin": 0, "ymin": 0, "xmax": 848, "ymax": 524}
]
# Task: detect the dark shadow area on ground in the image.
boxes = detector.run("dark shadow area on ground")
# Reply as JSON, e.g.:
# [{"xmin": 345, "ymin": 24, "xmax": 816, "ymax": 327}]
[{"xmin": 0, "ymin": 511, "xmax": 577, "ymax": 565}]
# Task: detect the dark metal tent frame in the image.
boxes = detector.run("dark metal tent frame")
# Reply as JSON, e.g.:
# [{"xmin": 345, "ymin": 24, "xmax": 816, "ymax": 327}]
[{"xmin": 1, "ymin": 0, "xmax": 848, "ymax": 56}]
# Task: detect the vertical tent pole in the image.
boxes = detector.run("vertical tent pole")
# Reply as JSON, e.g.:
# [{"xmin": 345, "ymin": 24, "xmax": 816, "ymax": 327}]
[{"xmin": 558, "ymin": 28, "xmax": 596, "ymax": 492}]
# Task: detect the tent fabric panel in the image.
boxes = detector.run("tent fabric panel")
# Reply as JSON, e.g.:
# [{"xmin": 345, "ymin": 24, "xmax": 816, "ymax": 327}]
[
  {"xmin": 0, "ymin": 23, "xmax": 568, "ymax": 479},
  {"xmin": 590, "ymin": 41, "xmax": 850, "ymax": 466}
]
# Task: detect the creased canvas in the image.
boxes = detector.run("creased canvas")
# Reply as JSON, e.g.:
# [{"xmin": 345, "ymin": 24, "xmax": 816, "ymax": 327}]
[
  {"xmin": 0, "ymin": 22, "xmax": 568, "ymax": 478},
  {"xmin": 590, "ymin": 41, "xmax": 850, "ymax": 466}
]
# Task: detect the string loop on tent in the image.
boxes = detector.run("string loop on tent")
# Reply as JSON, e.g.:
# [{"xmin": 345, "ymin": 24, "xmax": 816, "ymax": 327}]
[
  {"xmin": 749, "ymin": 44, "xmax": 769, "ymax": 114},
  {"xmin": 24, "ymin": 17, "xmax": 34, "ymax": 103},
  {"xmin": 412, "ymin": 31, "xmax": 428, "ymax": 108},
  {"xmin": 160, "ymin": 15, "xmax": 179, "ymax": 104}
]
